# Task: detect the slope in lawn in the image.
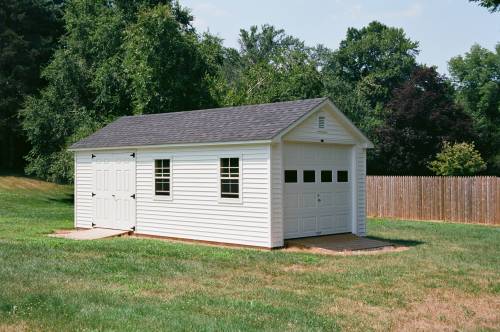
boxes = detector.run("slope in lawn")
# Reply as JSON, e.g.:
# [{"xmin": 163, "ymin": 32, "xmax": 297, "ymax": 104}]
[{"xmin": 0, "ymin": 176, "xmax": 499, "ymax": 331}]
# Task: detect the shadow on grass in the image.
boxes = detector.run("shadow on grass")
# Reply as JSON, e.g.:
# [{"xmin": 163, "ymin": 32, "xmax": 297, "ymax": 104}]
[
  {"xmin": 367, "ymin": 235, "xmax": 424, "ymax": 247},
  {"xmin": 48, "ymin": 194, "xmax": 74, "ymax": 205}
]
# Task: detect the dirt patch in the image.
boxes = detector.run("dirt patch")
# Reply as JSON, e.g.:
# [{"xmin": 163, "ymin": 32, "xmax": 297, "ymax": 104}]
[
  {"xmin": 283, "ymin": 244, "xmax": 410, "ymax": 256},
  {"xmin": 0, "ymin": 322, "xmax": 29, "ymax": 332},
  {"xmin": 0, "ymin": 176, "xmax": 63, "ymax": 191},
  {"xmin": 324, "ymin": 290, "xmax": 500, "ymax": 331}
]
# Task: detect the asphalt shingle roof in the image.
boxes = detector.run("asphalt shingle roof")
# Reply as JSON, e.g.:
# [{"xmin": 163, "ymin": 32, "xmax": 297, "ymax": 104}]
[{"xmin": 70, "ymin": 98, "xmax": 327, "ymax": 149}]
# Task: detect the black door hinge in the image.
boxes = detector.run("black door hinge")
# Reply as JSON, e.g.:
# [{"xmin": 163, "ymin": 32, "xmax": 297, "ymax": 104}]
[
  {"xmin": 131, "ymin": 226, "xmax": 136, "ymax": 231},
  {"xmin": 91, "ymin": 154, "xmax": 96, "ymax": 158},
  {"xmin": 91, "ymin": 192, "xmax": 96, "ymax": 197},
  {"xmin": 130, "ymin": 153, "xmax": 135, "ymax": 158},
  {"xmin": 91, "ymin": 222, "xmax": 96, "ymax": 227},
  {"xmin": 130, "ymin": 194, "xmax": 136, "ymax": 199}
]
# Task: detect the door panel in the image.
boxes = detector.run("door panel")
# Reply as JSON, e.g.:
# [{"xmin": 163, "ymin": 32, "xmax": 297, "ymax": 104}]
[{"xmin": 93, "ymin": 153, "xmax": 136, "ymax": 230}]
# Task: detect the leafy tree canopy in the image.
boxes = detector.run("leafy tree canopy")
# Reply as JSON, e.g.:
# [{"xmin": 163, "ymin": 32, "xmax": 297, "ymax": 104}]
[
  {"xmin": 22, "ymin": 0, "xmax": 219, "ymax": 182},
  {"xmin": 323, "ymin": 21, "xmax": 419, "ymax": 109},
  {"xmin": 214, "ymin": 25, "xmax": 324, "ymax": 106},
  {"xmin": 428, "ymin": 141, "xmax": 486, "ymax": 176},
  {"xmin": 0, "ymin": 0, "xmax": 64, "ymax": 171},
  {"xmin": 448, "ymin": 43, "xmax": 500, "ymax": 173},
  {"xmin": 469, "ymin": 0, "xmax": 500, "ymax": 12},
  {"xmin": 374, "ymin": 66, "xmax": 473, "ymax": 175}
]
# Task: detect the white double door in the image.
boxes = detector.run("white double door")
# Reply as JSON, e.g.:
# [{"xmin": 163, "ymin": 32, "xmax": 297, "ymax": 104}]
[
  {"xmin": 283, "ymin": 143, "xmax": 353, "ymax": 239},
  {"xmin": 92, "ymin": 152, "xmax": 136, "ymax": 230}
]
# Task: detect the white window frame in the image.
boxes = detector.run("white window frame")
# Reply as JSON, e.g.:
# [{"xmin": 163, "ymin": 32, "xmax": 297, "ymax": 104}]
[
  {"xmin": 153, "ymin": 157, "xmax": 173, "ymax": 201},
  {"xmin": 218, "ymin": 155, "xmax": 242, "ymax": 204}
]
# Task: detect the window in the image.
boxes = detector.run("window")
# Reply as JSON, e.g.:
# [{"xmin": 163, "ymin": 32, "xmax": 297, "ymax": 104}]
[
  {"xmin": 154, "ymin": 159, "xmax": 170, "ymax": 196},
  {"xmin": 337, "ymin": 170, "xmax": 348, "ymax": 182},
  {"xmin": 303, "ymin": 170, "xmax": 316, "ymax": 183},
  {"xmin": 321, "ymin": 170, "xmax": 332, "ymax": 182},
  {"xmin": 284, "ymin": 170, "xmax": 297, "ymax": 183},
  {"xmin": 318, "ymin": 116, "xmax": 325, "ymax": 129},
  {"xmin": 220, "ymin": 158, "xmax": 239, "ymax": 198}
]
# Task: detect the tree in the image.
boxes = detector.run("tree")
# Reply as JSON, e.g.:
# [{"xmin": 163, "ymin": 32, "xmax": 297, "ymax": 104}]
[
  {"xmin": 323, "ymin": 21, "xmax": 419, "ymax": 109},
  {"xmin": 215, "ymin": 25, "xmax": 324, "ymax": 106},
  {"xmin": 449, "ymin": 44, "xmax": 500, "ymax": 174},
  {"xmin": 374, "ymin": 66, "xmax": 473, "ymax": 175},
  {"xmin": 123, "ymin": 5, "xmax": 217, "ymax": 114},
  {"xmin": 469, "ymin": 0, "xmax": 500, "ymax": 12},
  {"xmin": 428, "ymin": 141, "xmax": 486, "ymax": 176},
  {"xmin": 22, "ymin": 0, "xmax": 219, "ymax": 182},
  {"xmin": 0, "ymin": 0, "xmax": 64, "ymax": 171}
]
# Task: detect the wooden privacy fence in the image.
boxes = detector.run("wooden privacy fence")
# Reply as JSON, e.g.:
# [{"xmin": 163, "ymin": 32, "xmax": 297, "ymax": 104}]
[{"xmin": 366, "ymin": 176, "xmax": 500, "ymax": 225}]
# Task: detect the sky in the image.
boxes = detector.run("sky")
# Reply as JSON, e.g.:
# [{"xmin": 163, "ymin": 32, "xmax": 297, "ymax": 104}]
[{"xmin": 179, "ymin": 0, "xmax": 499, "ymax": 75}]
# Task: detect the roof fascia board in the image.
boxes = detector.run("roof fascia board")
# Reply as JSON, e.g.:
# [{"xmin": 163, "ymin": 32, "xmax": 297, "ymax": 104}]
[{"xmin": 68, "ymin": 139, "xmax": 273, "ymax": 152}]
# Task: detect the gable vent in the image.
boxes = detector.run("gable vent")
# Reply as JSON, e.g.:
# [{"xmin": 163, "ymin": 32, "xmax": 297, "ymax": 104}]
[{"xmin": 318, "ymin": 116, "xmax": 325, "ymax": 129}]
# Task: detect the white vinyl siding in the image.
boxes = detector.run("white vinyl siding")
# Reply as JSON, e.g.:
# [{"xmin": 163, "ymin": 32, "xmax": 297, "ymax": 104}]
[
  {"xmin": 135, "ymin": 144, "xmax": 272, "ymax": 247},
  {"xmin": 270, "ymin": 143, "xmax": 284, "ymax": 247},
  {"xmin": 75, "ymin": 152, "xmax": 93, "ymax": 228},
  {"xmin": 355, "ymin": 146, "xmax": 367, "ymax": 236}
]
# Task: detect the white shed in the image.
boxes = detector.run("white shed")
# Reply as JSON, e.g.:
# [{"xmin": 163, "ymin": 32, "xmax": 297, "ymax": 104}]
[{"xmin": 70, "ymin": 98, "xmax": 373, "ymax": 248}]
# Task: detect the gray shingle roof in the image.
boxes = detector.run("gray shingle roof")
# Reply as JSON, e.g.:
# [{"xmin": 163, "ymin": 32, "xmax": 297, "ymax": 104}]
[{"xmin": 70, "ymin": 98, "xmax": 327, "ymax": 149}]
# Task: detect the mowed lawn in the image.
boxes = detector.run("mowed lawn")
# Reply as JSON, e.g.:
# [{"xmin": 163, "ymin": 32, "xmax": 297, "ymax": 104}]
[{"xmin": 0, "ymin": 177, "xmax": 499, "ymax": 331}]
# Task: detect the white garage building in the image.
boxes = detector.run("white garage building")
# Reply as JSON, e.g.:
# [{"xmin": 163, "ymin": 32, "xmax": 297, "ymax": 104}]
[{"xmin": 70, "ymin": 98, "xmax": 373, "ymax": 248}]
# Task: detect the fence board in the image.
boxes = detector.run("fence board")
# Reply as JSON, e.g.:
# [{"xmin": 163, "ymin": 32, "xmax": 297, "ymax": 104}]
[{"xmin": 366, "ymin": 176, "xmax": 500, "ymax": 225}]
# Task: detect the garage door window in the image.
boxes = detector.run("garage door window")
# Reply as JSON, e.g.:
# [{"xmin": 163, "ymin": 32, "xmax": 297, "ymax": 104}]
[
  {"xmin": 337, "ymin": 170, "xmax": 348, "ymax": 182},
  {"xmin": 303, "ymin": 170, "xmax": 316, "ymax": 183},
  {"xmin": 220, "ymin": 158, "xmax": 239, "ymax": 198},
  {"xmin": 284, "ymin": 170, "xmax": 297, "ymax": 183},
  {"xmin": 321, "ymin": 170, "xmax": 332, "ymax": 182},
  {"xmin": 154, "ymin": 159, "xmax": 170, "ymax": 196}
]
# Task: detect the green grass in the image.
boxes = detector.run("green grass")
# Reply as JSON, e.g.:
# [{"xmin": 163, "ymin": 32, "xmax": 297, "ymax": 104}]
[{"xmin": 0, "ymin": 176, "xmax": 499, "ymax": 331}]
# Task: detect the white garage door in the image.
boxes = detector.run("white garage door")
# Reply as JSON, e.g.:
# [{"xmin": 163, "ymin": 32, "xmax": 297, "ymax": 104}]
[
  {"xmin": 283, "ymin": 143, "xmax": 352, "ymax": 239},
  {"xmin": 92, "ymin": 152, "xmax": 136, "ymax": 230}
]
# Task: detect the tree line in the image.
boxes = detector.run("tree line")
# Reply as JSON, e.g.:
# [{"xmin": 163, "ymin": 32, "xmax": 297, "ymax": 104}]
[{"xmin": 1, "ymin": 0, "xmax": 499, "ymax": 182}]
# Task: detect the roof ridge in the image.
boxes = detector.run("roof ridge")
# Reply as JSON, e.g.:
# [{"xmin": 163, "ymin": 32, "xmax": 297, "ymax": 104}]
[{"xmin": 123, "ymin": 97, "xmax": 328, "ymax": 119}]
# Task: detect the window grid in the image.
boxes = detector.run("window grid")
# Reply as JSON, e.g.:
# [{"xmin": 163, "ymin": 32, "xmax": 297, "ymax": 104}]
[
  {"xmin": 220, "ymin": 158, "xmax": 239, "ymax": 198},
  {"xmin": 155, "ymin": 159, "xmax": 170, "ymax": 196}
]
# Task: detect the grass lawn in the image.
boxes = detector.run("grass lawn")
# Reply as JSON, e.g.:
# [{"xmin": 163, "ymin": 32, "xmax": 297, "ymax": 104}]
[{"xmin": 0, "ymin": 176, "xmax": 499, "ymax": 331}]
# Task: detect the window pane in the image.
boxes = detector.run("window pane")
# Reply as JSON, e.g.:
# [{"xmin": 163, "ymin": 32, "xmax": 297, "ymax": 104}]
[
  {"xmin": 221, "ymin": 178, "xmax": 239, "ymax": 198},
  {"xmin": 155, "ymin": 159, "xmax": 170, "ymax": 177},
  {"xmin": 155, "ymin": 178, "xmax": 170, "ymax": 195},
  {"xmin": 284, "ymin": 170, "xmax": 297, "ymax": 183},
  {"xmin": 321, "ymin": 170, "xmax": 332, "ymax": 182},
  {"xmin": 221, "ymin": 158, "xmax": 229, "ymax": 167},
  {"xmin": 230, "ymin": 158, "xmax": 239, "ymax": 167},
  {"xmin": 337, "ymin": 170, "xmax": 348, "ymax": 182},
  {"xmin": 303, "ymin": 170, "xmax": 315, "ymax": 183}
]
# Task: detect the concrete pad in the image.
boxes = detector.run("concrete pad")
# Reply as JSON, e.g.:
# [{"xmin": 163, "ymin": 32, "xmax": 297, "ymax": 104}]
[
  {"xmin": 286, "ymin": 234, "xmax": 393, "ymax": 252},
  {"xmin": 49, "ymin": 228, "xmax": 129, "ymax": 240}
]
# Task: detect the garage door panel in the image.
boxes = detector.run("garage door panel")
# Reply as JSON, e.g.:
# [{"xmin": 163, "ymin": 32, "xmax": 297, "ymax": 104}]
[
  {"xmin": 284, "ymin": 217, "xmax": 299, "ymax": 237},
  {"xmin": 319, "ymin": 215, "xmax": 334, "ymax": 232},
  {"xmin": 301, "ymin": 216, "xmax": 317, "ymax": 234},
  {"xmin": 335, "ymin": 213, "xmax": 351, "ymax": 232},
  {"xmin": 318, "ymin": 192, "xmax": 333, "ymax": 207},
  {"xmin": 284, "ymin": 193, "xmax": 300, "ymax": 208},
  {"xmin": 283, "ymin": 142, "xmax": 353, "ymax": 239},
  {"xmin": 302, "ymin": 192, "xmax": 317, "ymax": 208}
]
